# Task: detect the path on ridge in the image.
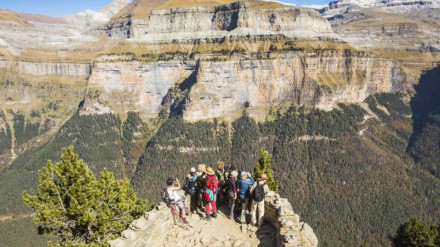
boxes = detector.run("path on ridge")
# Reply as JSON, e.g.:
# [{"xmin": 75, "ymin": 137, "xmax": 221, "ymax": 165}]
[
  {"xmin": 111, "ymin": 191, "xmax": 319, "ymax": 247},
  {"xmin": 139, "ymin": 205, "xmax": 277, "ymax": 247},
  {"xmin": 156, "ymin": 207, "xmax": 276, "ymax": 247}
]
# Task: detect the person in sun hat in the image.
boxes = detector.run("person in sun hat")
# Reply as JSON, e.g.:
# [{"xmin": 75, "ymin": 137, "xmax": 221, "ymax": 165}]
[
  {"xmin": 215, "ymin": 161, "xmax": 227, "ymax": 206},
  {"xmin": 250, "ymin": 173, "xmax": 270, "ymax": 227},
  {"xmin": 199, "ymin": 167, "xmax": 218, "ymax": 221},
  {"xmin": 195, "ymin": 164, "xmax": 207, "ymax": 211}
]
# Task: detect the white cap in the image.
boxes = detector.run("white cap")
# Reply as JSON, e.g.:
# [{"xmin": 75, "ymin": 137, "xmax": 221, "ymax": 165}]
[
  {"xmin": 231, "ymin": 171, "xmax": 238, "ymax": 178},
  {"xmin": 190, "ymin": 167, "xmax": 196, "ymax": 173}
]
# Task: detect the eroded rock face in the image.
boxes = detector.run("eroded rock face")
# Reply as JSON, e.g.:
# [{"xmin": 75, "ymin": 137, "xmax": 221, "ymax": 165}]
[
  {"xmin": 107, "ymin": 2, "xmax": 336, "ymax": 41},
  {"xmin": 18, "ymin": 61, "xmax": 91, "ymax": 77},
  {"xmin": 83, "ymin": 59, "xmax": 196, "ymax": 116},
  {"xmin": 185, "ymin": 50, "xmax": 404, "ymax": 121},
  {"xmin": 85, "ymin": 50, "xmax": 405, "ymax": 120}
]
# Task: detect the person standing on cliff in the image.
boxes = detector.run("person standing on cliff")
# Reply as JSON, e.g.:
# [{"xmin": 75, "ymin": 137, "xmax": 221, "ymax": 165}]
[
  {"xmin": 199, "ymin": 167, "xmax": 218, "ymax": 221},
  {"xmin": 184, "ymin": 167, "xmax": 198, "ymax": 214},
  {"xmin": 226, "ymin": 170, "xmax": 238, "ymax": 219},
  {"xmin": 237, "ymin": 171, "xmax": 254, "ymax": 223},
  {"xmin": 215, "ymin": 161, "xmax": 226, "ymax": 206},
  {"xmin": 196, "ymin": 164, "xmax": 207, "ymax": 211},
  {"xmin": 250, "ymin": 173, "xmax": 270, "ymax": 227}
]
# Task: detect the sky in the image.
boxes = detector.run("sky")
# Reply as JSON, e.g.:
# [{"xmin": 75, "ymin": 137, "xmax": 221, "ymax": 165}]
[{"xmin": 0, "ymin": 0, "xmax": 330, "ymax": 17}]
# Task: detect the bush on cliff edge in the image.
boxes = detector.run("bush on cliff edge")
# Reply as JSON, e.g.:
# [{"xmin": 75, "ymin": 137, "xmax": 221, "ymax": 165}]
[{"xmin": 22, "ymin": 146, "xmax": 148, "ymax": 247}]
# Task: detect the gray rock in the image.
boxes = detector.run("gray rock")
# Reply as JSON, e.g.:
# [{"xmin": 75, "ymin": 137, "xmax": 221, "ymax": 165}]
[
  {"xmin": 233, "ymin": 240, "xmax": 243, "ymax": 247},
  {"xmin": 121, "ymin": 229, "xmax": 135, "ymax": 240}
]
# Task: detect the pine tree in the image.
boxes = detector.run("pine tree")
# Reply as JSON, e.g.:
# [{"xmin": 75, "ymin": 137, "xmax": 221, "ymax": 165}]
[
  {"xmin": 22, "ymin": 146, "xmax": 148, "ymax": 247},
  {"xmin": 391, "ymin": 218, "xmax": 438, "ymax": 247},
  {"xmin": 254, "ymin": 147, "xmax": 279, "ymax": 192}
]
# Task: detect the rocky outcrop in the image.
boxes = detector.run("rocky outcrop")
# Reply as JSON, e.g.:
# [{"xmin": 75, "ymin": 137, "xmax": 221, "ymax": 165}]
[
  {"xmin": 108, "ymin": 191, "xmax": 318, "ymax": 247},
  {"xmin": 264, "ymin": 191, "xmax": 318, "ymax": 247},
  {"xmin": 0, "ymin": 56, "xmax": 91, "ymax": 76},
  {"xmin": 184, "ymin": 50, "xmax": 404, "ymax": 121},
  {"xmin": 85, "ymin": 50, "xmax": 405, "ymax": 120},
  {"xmin": 82, "ymin": 59, "xmax": 196, "ymax": 116},
  {"xmin": 107, "ymin": 1, "xmax": 337, "ymax": 41}
]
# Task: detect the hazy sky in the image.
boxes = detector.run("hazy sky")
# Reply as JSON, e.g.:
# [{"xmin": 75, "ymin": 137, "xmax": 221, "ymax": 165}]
[{"xmin": 0, "ymin": 0, "xmax": 330, "ymax": 17}]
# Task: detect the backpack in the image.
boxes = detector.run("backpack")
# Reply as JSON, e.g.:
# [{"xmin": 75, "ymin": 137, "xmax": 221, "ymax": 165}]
[
  {"xmin": 203, "ymin": 188, "xmax": 215, "ymax": 202},
  {"xmin": 252, "ymin": 183, "xmax": 265, "ymax": 202},
  {"xmin": 184, "ymin": 176, "xmax": 197, "ymax": 196},
  {"xmin": 161, "ymin": 187, "xmax": 171, "ymax": 205},
  {"xmin": 216, "ymin": 170, "xmax": 226, "ymax": 186},
  {"xmin": 206, "ymin": 176, "xmax": 218, "ymax": 193}
]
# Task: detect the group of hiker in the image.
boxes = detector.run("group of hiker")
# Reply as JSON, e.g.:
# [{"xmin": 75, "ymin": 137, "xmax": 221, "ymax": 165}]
[{"xmin": 163, "ymin": 161, "xmax": 270, "ymax": 226}]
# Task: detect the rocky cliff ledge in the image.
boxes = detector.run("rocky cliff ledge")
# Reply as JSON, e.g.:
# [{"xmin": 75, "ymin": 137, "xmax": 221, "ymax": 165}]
[
  {"xmin": 106, "ymin": 1, "xmax": 336, "ymax": 41},
  {"xmin": 0, "ymin": 56, "xmax": 91, "ymax": 77},
  {"xmin": 83, "ymin": 49, "xmax": 405, "ymax": 121},
  {"xmin": 109, "ymin": 191, "xmax": 318, "ymax": 247}
]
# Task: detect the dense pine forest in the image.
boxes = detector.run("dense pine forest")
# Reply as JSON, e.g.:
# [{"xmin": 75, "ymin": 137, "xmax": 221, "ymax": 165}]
[{"xmin": 0, "ymin": 65, "xmax": 439, "ymax": 246}]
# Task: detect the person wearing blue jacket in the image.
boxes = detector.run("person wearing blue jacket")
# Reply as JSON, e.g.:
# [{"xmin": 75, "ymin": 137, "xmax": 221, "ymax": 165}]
[{"xmin": 237, "ymin": 171, "xmax": 254, "ymax": 223}]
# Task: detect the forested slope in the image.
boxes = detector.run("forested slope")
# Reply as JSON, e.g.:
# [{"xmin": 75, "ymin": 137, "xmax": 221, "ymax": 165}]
[
  {"xmin": 132, "ymin": 92, "xmax": 439, "ymax": 246},
  {"xmin": 0, "ymin": 92, "xmax": 439, "ymax": 247}
]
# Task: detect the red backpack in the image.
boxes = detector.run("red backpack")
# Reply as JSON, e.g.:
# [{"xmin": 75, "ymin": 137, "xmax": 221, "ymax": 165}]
[{"xmin": 206, "ymin": 176, "xmax": 218, "ymax": 193}]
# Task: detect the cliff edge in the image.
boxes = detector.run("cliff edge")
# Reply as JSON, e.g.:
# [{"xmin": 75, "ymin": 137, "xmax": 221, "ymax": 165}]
[{"xmin": 109, "ymin": 191, "xmax": 318, "ymax": 247}]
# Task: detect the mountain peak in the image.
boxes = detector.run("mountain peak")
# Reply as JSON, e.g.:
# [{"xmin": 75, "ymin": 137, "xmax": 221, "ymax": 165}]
[
  {"xmin": 321, "ymin": 0, "xmax": 440, "ymax": 17},
  {"xmin": 100, "ymin": 0, "xmax": 132, "ymax": 15}
]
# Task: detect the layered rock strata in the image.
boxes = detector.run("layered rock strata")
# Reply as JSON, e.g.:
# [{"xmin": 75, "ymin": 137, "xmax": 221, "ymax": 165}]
[
  {"xmin": 84, "ymin": 50, "xmax": 405, "ymax": 121},
  {"xmin": 107, "ymin": 1, "xmax": 337, "ymax": 41},
  {"xmin": 17, "ymin": 61, "xmax": 91, "ymax": 77},
  {"xmin": 0, "ymin": 56, "xmax": 91, "ymax": 77},
  {"xmin": 320, "ymin": 0, "xmax": 440, "ymax": 18}
]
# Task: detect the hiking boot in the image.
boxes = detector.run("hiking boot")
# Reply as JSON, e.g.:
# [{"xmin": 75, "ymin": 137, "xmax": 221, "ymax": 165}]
[
  {"xmin": 211, "ymin": 212, "xmax": 218, "ymax": 218},
  {"xmin": 182, "ymin": 217, "xmax": 188, "ymax": 224},
  {"xmin": 202, "ymin": 214, "xmax": 211, "ymax": 221}
]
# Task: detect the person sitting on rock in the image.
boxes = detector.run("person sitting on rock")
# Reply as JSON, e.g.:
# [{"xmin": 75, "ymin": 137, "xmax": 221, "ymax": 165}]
[
  {"xmin": 237, "ymin": 171, "xmax": 254, "ymax": 223},
  {"xmin": 225, "ymin": 170, "xmax": 238, "ymax": 219},
  {"xmin": 215, "ymin": 161, "xmax": 227, "ymax": 206},
  {"xmin": 198, "ymin": 167, "xmax": 218, "ymax": 221},
  {"xmin": 184, "ymin": 167, "xmax": 198, "ymax": 214},
  {"xmin": 250, "ymin": 173, "xmax": 270, "ymax": 227},
  {"xmin": 166, "ymin": 178, "xmax": 189, "ymax": 220}
]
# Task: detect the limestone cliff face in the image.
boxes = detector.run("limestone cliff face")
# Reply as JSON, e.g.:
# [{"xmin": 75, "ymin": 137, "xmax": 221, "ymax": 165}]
[
  {"xmin": 107, "ymin": 2, "xmax": 336, "ymax": 41},
  {"xmin": 185, "ymin": 50, "xmax": 404, "ymax": 121},
  {"xmin": 0, "ymin": 57, "xmax": 91, "ymax": 77},
  {"xmin": 84, "ymin": 50, "xmax": 405, "ymax": 120},
  {"xmin": 17, "ymin": 61, "xmax": 91, "ymax": 77},
  {"xmin": 83, "ymin": 58, "xmax": 196, "ymax": 116}
]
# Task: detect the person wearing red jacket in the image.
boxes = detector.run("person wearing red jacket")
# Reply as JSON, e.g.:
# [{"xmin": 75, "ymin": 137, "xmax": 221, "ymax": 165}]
[{"xmin": 198, "ymin": 167, "xmax": 218, "ymax": 221}]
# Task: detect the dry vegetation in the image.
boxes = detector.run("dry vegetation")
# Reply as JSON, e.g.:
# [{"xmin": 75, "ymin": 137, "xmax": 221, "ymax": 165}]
[
  {"xmin": 111, "ymin": 0, "xmax": 169, "ymax": 21},
  {"xmin": 0, "ymin": 9, "xmax": 33, "ymax": 27},
  {"xmin": 249, "ymin": 1, "xmax": 290, "ymax": 9},
  {"xmin": 103, "ymin": 38, "xmax": 356, "ymax": 61},
  {"xmin": 370, "ymin": 48, "xmax": 440, "ymax": 82}
]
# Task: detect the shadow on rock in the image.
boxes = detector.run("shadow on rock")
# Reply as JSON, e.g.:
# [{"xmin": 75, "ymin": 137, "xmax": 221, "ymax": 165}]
[{"xmin": 408, "ymin": 64, "xmax": 440, "ymax": 177}]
